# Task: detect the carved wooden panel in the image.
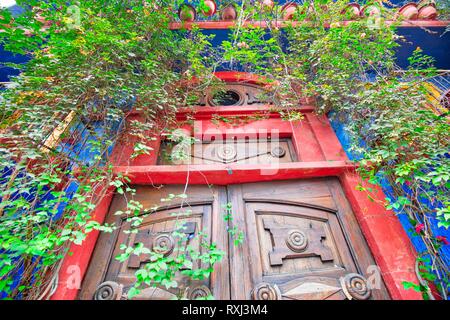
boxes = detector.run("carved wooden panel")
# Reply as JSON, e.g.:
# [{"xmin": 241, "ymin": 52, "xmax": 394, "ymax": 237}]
[
  {"xmin": 107, "ymin": 207, "xmax": 209, "ymax": 300},
  {"xmin": 247, "ymin": 202, "xmax": 349, "ymax": 278},
  {"xmin": 79, "ymin": 185, "xmax": 230, "ymax": 300},
  {"xmin": 251, "ymin": 273, "xmax": 373, "ymax": 300},
  {"xmin": 227, "ymin": 179, "xmax": 391, "ymax": 300},
  {"xmin": 158, "ymin": 139, "xmax": 296, "ymax": 165}
]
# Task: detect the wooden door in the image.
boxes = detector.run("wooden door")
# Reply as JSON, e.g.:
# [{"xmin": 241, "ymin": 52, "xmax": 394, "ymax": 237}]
[
  {"xmin": 79, "ymin": 179, "xmax": 390, "ymax": 300},
  {"xmin": 79, "ymin": 185, "xmax": 230, "ymax": 300},
  {"xmin": 227, "ymin": 179, "xmax": 390, "ymax": 300}
]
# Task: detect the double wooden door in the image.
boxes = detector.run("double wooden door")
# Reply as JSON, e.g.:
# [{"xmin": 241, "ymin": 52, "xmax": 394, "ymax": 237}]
[{"xmin": 80, "ymin": 179, "xmax": 390, "ymax": 300}]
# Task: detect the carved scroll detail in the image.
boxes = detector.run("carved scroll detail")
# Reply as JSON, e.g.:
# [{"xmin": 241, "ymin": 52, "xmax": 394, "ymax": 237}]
[
  {"xmin": 184, "ymin": 286, "xmax": 212, "ymax": 300},
  {"xmin": 251, "ymin": 282, "xmax": 281, "ymax": 300},
  {"xmin": 201, "ymin": 83, "xmax": 271, "ymax": 106},
  {"xmin": 94, "ymin": 281, "xmax": 123, "ymax": 300},
  {"xmin": 340, "ymin": 273, "xmax": 372, "ymax": 300},
  {"xmin": 152, "ymin": 234, "xmax": 175, "ymax": 256}
]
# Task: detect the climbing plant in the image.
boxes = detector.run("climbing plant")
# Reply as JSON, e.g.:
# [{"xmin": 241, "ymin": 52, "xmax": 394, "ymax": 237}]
[
  {"xmin": 219, "ymin": 0, "xmax": 449, "ymax": 299},
  {"xmin": 0, "ymin": 0, "xmax": 219, "ymax": 300},
  {"xmin": 0, "ymin": 0, "xmax": 448, "ymax": 300}
]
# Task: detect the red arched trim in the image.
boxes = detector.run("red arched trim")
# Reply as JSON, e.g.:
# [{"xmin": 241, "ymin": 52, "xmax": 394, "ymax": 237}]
[{"xmin": 213, "ymin": 71, "xmax": 276, "ymax": 87}]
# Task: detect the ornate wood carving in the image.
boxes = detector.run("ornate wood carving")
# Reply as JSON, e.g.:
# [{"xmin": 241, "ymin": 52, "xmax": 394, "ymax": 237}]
[
  {"xmin": 282, "ymin": 281, "xmax": 342, "ymax": 300},
  {"xmin": 159, "ymin": 139, "xmax": 295, "ymax": 165},
  {"xmin": 124, "ymin": 286, "xmax": 177, "ymax": 300},
  {"xmin": 199, "ymin": 83, "xmax": 272, "ymax": 107},
  {"xmin": 251, "ymin": 283, "xmax": 281, "ymax": 300},
  {"xmin": 252, "ymin": 273, "xmax": 372, "ymax": 300},
  {"xmin": 94, "ymin": 281, "xmax": 124, "ymax": 300},
  {"xmin": 152, "ymin": 234, "xmax": 175, "ymax": 256},
  {"xmin": 263, "ymin": 217, "xmax": 334, "ymax": 266},
  {"xmin": 184, "ymin": 286, "xmax": 213, "ymax": 300},
  {"xmin": 340, "ymin": 273, "xmax": 372, "ymax": 300},
  {"xmin": 128, "ymin": 222, "xmax": 197, "ymax": 269}
]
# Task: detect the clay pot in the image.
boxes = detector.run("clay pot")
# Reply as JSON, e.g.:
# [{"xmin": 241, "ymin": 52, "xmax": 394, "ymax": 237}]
[
  {"xmin": 341, "ymin": 3, "xmax": 361, "ymax": 19},
  {"xmin": 417, "ymin": 0, "xmax": 436, "ymax": 9},
  {"xmin": 178, "ymin": 4, "xmax": 197, "ymax": 22},
  {"xmin": 361, "ymin": 5, "xmax": 381, "ymax": 17},
  {"xmin": 201, "ymin": 0, "xmax": 217, "ymax": 17},
  {"xmin": 221, "ymin": 4, "xmax": 237, "ymax": 21},
  {"xmin": 418, "ymin": 5, "xmax": 437, "ymax": 20},
  {"xmin": 398, "ymin": 3, "xmax": 419, "ymax": 20},
  {"xmin": 263, "ymin": 0, "xmax": 275, "ymax": 9},
  {"xmin": 281, "ymin": 2, "xmax": 299, "ymax": 20}
]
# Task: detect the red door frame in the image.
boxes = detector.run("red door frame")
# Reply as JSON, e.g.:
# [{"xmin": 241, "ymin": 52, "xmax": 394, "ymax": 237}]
[{"xmin": 51, "ymin": 72, "xmax": 421, "ymax": 300}]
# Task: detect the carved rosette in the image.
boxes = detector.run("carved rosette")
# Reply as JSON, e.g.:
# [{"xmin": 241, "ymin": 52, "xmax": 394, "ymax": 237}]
[
  {"xmin": 94, "ymin": 281, "xmax": 123, "ymax": 300},
  {"xmin": 152, "ymin": 234, "xmax": 175, "ymax": 256},
  {"xmin": 184, "ymin": 286, "xmax": 212, "ymax": 300},
  {"xmin": 251, "ymin": 282, "xmax": 281, "ymax": 300},
  {"xmin": 341, "ymin": 273, "xmax": 372, "ymax": 300},
  {"xmin": 271, "ymin": 146, "xmax": 286, "ymax": 158},
  {"xmin": 217, "ymin": 145, "xmax": 237, "ymax": 162},
  {"xmin": 286, "ymin": 229, "xmax": 308, "ymax": 252}
]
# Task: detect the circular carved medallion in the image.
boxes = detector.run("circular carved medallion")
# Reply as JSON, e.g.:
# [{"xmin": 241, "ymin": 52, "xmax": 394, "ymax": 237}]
[
  {"xmin": 271, "ymin": 146, "xmax": 286, "ymax": 158},
  {"xmin": 286, "ymin": 229, "xmax": 308, "ymax": 252},
  {"xmin": 152, "ymin": 234, "xmax": 175, "ymax": 256},
  {"xmin": 210, "ymin": 90, "xmax": 244, "ymax": 106},
  {"xmin": 341, "ymin": 273, "xmax": 372, "ymax": 300},
  {"xmin": 217, "ymin": 145, "xmax": 237, "ymax": 162},
  {"xmin": 184, "ymin": 286, "xmax": 212, "ymax": 300},
  {"xmin": 251, "ymin": 282, "xmax": 281, "ymax": 300},
  {"xmin": 94, "ymin": 281, "xmax": 123, "ymax": 300}
]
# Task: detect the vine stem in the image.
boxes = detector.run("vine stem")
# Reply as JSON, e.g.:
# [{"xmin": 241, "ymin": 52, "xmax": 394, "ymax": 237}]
[{"xmin": 0, "ymin": 159, "xmax": 25, "ymax": 218}]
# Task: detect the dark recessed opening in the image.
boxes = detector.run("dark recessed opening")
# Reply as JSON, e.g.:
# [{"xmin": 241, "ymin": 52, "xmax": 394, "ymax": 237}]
[{"xmin": 211, "ymin": 90, "xmax": 242, "ymax": 106}]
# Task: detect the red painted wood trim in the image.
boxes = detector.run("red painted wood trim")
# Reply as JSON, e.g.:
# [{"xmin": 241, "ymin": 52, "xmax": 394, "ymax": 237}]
[
  {"xmin": 195, "ymin": 118, "xmax": 293, "ymax": 140},
  {"xmin": 339, "ymin": 172, "xmax": 422, "ymax": 300},
  {"xmin": 113, "ymin": 162, "xmax": 354, "ymax": 185},
  {"xmin": 51, "ymin": 186, "xmax": 115, "ymax": 300},
  {"xmin": 169, "ymin": 20, "xmax": 450, "ymax": 30},
  {"xmin": 213, "ymin": 71, "xmax": 272, "ymax": 85},
  {"xmin": 291, "ymin": 119, "xmax": 326, "ymax": 162},
  {"xmin": 306, "ymin": 113, "xmax": 348, "ymax": 161},
  {"xmin": 174, "ymin": 105, "xmax": 315, "ymax": 121}
]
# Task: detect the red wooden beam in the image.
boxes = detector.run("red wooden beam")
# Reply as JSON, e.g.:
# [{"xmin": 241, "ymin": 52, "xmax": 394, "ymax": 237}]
[
  {"xmin": 306, "ymin": 113, "xmax": 348, "ymax": 161},
  {"xmin": 174, "ymin": 105, "xmax": 315, "ymax": 121},
  {"xmin": 113, "ymin": 161, "xmax": 354, "ymax": 185}
]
